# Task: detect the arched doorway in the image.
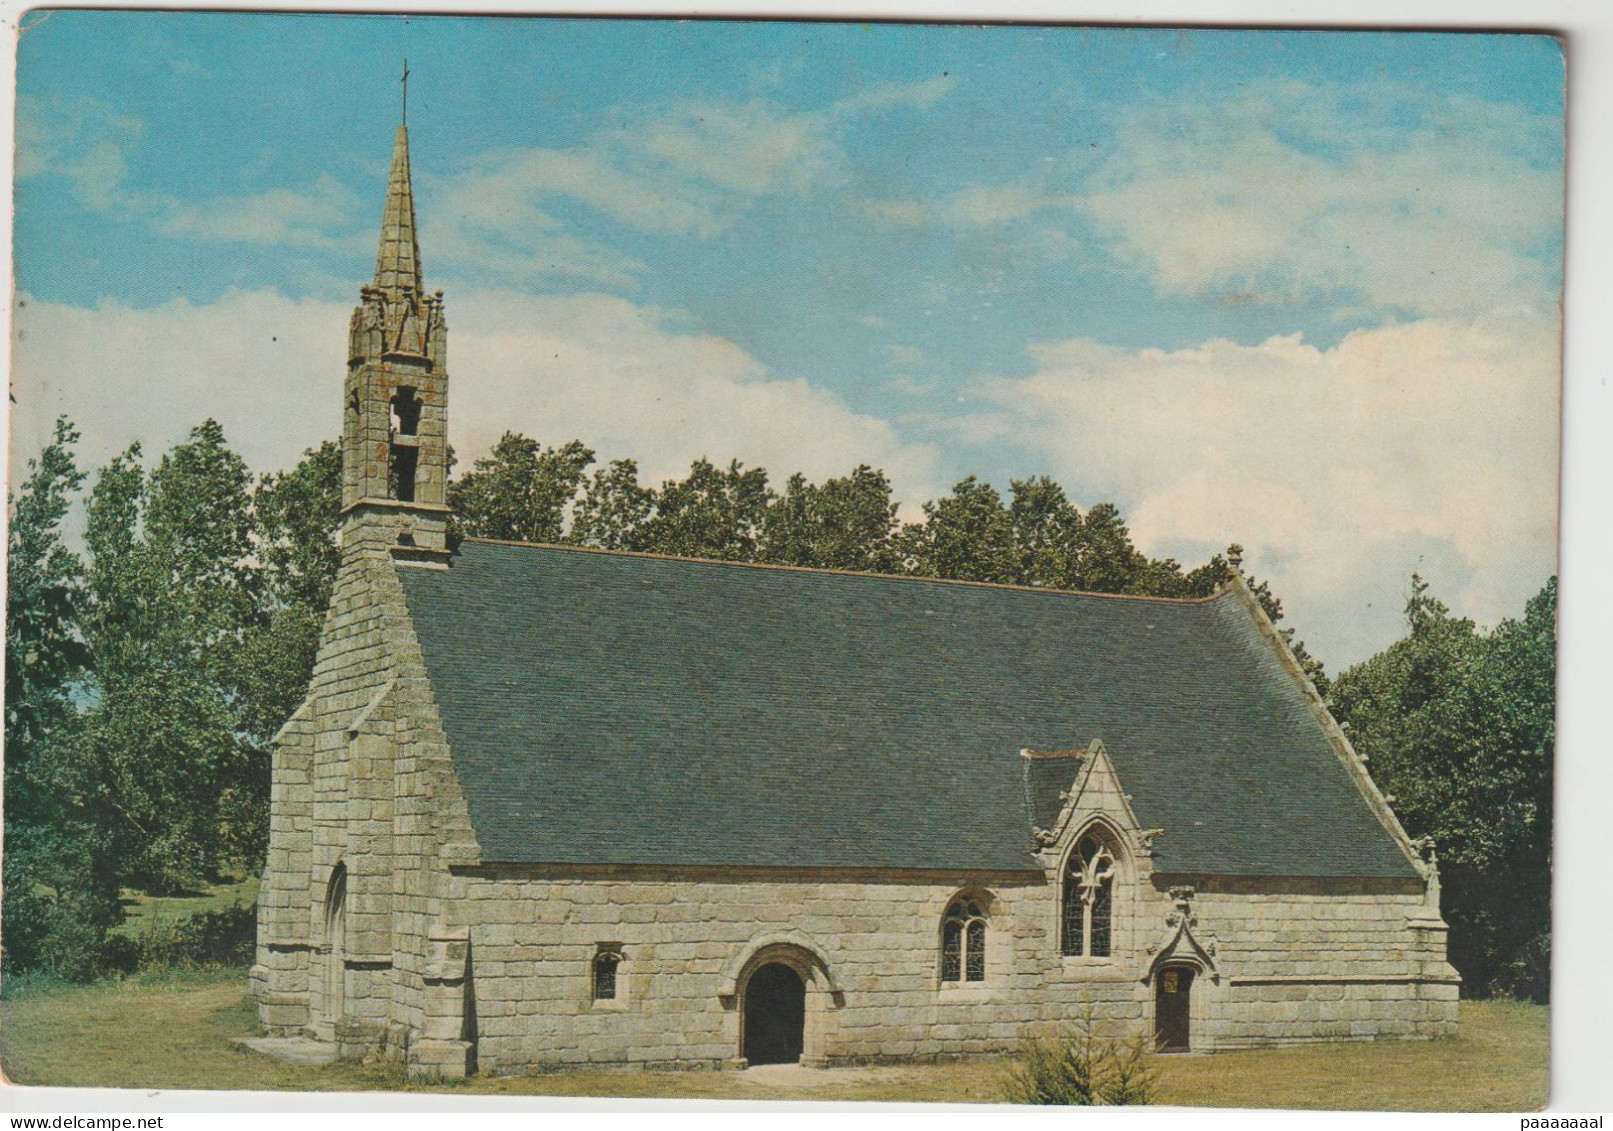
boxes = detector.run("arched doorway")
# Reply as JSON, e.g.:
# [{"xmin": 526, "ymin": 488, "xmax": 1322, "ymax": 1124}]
[
  {"xmin": 1154, "ymin": 964, "xmax": 1194, "ymax": 1052},
  {"xmin": 323, "ymin": 864, "xmax": 348, "ymax": 1028},
  {"xmin": 743, "ymin": 963, "xmax": 806, "ymax": 1065}
]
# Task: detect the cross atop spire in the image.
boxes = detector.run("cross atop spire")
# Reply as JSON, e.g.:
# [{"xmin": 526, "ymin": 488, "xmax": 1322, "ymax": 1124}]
[
  {"xmin": 400, "ymin": 57, "xmax": 410, "ymax": 125},
  {"xmin": 372, "ymin": 117, "xmax": 423, "ymax": 296}
]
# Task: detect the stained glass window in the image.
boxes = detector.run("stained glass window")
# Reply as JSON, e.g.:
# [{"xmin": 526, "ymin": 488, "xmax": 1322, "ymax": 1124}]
[
  {"xmin": 1063, "ymin": 832, "xmax": 1118, "ymax": 958},
  {"xmin": 1090, "ymin": 870, "xmax": 1113, "ymax": 957},
  {"xmin": 942, "ymin": 897, "xmax": 988, "ymax": 983},
  {"xmin": 941, "ymin": 919, "xmax": 962, "ymax": 982},
  {"xmin": 965, "ymin": 918, "xmax": 987, "ymax": 982}
]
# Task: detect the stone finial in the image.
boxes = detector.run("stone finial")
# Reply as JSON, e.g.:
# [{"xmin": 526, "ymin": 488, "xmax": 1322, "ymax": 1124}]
[
  {"xmin": 1226, "ymin": 543, "xmax": 1245, "ymax": 575},
  {"xmin": 1412, "ymin": 835, "xmax": 1439, "ymax": 869}
]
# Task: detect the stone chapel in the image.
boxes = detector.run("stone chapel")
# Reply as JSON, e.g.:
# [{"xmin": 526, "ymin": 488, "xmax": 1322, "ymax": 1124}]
[{"xmin": 250, "ymin": 119, "xmax": 1461, "ymax": 1079}]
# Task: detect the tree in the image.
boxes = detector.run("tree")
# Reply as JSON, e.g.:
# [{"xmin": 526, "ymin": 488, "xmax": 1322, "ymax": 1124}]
[
  {"xmin": 636, "ymin": 458, "xmax": 772, "ymax": 561},
  {"xmin": 3, "ymin": 418, "xmax": 121, "ymax": 979},
  {"xmin": 900, "ymin": 476, "xmax": 1019, "ymax": 583},
  {"xmin": 81, "ymin": 421, "xmax": 266, "ymax": 892},
  {"xmin": 448, "ymin": 433, "xmax": 595, "ymax": 545},
  {"xmin": 1063, "ymin": 503, "xmax": 1143, "ymax": 592},
  {"xmin": 6, "ymin": 416, "xmax": 90, "ymax": 750},
  {"xmin": 761, "ymin": 466, "xmax": 902, "ymax": 573},
  {"xmin": 1006, "ymin": 476, "xmax": 1085, "ymax": 588},
  {"xmin": 238, "ymin": 441, "xmax": 343, "ymax": 748},
  {"xmin": 571, "ymin": 458, "xmax": 655, "ymax": 551},
  {"xmin": 1328, "ymin": 575, "xmax": 1554, "ymax": 999}
]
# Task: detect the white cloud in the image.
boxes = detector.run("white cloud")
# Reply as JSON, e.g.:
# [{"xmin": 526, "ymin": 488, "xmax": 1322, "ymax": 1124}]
[
  {"xmin": 866, "ymin": 182, "xmax": 1078, "ymax": 231},
  {"xmin": 10, "ymin": 288, "xmax": 944, "ymax": 519},
  {"xmin": 450, "ymin": 289, "xmax": 943, "ymax": 497},
  {"xmin": 608, "ymin": 76, "xmax": 958, "ymax": 200},
  {"xmin": 10, "ymin": 290, "xmax": 350, "ymax": 482},
  {"xmin": 619, "ymin": 99, "xmax": 838, "ymax": 196},
  {"xmin": 1078, "ymin": 82, "xmax": 1563, "ymax": 317},
  {"xmin": 158, "ymin": 173, "xmax": 368, "ymax": 250},
  {"xmin": 831, "ymin": 75, "xmax": 957, "ymax": 116},
  {"xmin": 991, "ymin": 311, "xmax": 1560, "ymax": 666},
  {"xmin": 18, "ymin": 77, "xmax": 962, "ymax": 293},
  {"xmin": 419, "ymin": 77, "xmax": 962, "ymax": 286},
  {"xmin": 860, "ymin": 183, "xmax": 1082, "ymax": 278},
  {"xmin": 433, "ymin": 149, "xmax": 723, "ymax": 240},
  {"xmin": 422, "ymin": 148, "xmax": 705, "ymax": 288},
  {"xmin": 16, "ymin": 93, "xmax": 149, "ymax": 211}
]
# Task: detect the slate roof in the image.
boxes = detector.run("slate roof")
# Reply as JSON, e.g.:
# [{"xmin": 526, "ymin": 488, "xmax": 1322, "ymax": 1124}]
[
  {"xmin": 1024, "ymin": 752, "xmax": 1089, "ymax": 834},
  {"xmin": 398, "ymin": 540, "xmax": 1417, "ymax": 879}
]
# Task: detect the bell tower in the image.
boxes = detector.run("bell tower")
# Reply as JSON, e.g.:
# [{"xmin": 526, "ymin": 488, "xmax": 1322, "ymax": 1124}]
[{"xmin": 342, "ymin": 76, "xmax": 450, "ymax": 564}]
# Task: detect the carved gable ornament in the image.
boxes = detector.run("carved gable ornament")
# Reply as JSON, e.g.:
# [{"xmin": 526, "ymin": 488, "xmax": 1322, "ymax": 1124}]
[{"xmin": 1142, "ymin": 885, "xmax": 1220, "ymax": 985}]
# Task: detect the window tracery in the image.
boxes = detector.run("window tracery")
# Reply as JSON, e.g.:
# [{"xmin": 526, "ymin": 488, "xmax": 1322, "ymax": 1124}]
[
  {"xmin": 1062, "ymin": 831, "xmax": 1118, "ymax": 957},
  {"xmin": 941, "ymin": 896, "xmax": 988, "ymax": 983}
]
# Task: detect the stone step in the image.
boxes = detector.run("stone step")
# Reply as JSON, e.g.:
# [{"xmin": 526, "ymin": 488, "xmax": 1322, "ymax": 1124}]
[{"xmin": 233, "ymin": 1036, "xmax": 340, "ymax": 1066}]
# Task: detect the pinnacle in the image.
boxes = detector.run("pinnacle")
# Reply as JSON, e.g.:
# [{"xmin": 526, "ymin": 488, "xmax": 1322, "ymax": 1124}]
[{"xmin": 373, "ymin": 123, "xmax": 424, "ymax": 296}]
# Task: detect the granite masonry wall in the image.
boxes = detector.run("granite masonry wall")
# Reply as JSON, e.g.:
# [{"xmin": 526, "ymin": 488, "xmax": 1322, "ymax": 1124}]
[
  {"xmin": 253, "ymin": 534, "xmax": 480, "ymax": 1075},
  {"xmin": 419, "ymin": 868, "xmax": 1456, "ymax": 1074}
]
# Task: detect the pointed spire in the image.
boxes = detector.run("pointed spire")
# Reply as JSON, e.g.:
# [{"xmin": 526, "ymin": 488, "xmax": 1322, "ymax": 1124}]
[{"xmin": 373, "ymin": 121, "xmax": 423, "ymax": 296}]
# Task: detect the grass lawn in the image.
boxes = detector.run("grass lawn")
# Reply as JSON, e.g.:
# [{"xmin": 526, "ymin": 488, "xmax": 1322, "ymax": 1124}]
[
  {"xmin": 0, "ymin": 968, "xmax": 1548, "ymax": 1109},
  {"xmin": 114, "ymin": 876, "xmax": 260, "ymax": 937}
]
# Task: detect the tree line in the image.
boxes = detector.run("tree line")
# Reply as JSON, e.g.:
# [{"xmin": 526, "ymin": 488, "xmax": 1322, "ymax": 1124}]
[
  {"xmin": 4, "ymin": 419, "xmax": 1551, "ymax": 999},
  {"xmin": 1328, "ymin": 576, "xmax": 1555, "ymax": 1001}
]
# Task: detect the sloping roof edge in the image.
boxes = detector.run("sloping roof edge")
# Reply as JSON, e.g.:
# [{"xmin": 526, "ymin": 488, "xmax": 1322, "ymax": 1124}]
[
  {"xmin": 455, "ymin": 536, "xmax": 1224, "ymax": 607},
  {"xmin": 1221, "ymin": 569, "xmax": 1427, "ymax": 879}
]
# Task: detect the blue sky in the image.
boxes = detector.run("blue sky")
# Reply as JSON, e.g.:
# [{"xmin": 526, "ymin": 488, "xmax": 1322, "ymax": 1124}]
[{"xmin": 11, "ymin": 13, "xmax": 1564, "ymax": 668}]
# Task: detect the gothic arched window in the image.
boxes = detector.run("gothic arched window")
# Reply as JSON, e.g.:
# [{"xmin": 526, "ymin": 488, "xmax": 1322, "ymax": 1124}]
[
  {"xmin": 1062, "ymin": 832, "xmax": 1118, "ymax": 958},
  {"xmin": 941, "ymin": 896, "xmax": 989, "ymax": 983}
]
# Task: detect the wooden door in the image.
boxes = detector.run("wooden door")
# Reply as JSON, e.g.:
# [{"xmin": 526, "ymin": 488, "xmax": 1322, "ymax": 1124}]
[{"xmin": 1155, "ymin": 966, "xmax": 1193, "ymax": 1052}]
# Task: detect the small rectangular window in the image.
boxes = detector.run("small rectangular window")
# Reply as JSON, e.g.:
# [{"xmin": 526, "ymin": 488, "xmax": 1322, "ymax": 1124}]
[{"xmin": 593, "ymin": 951, "xmax": 621, "ymax": 1001}]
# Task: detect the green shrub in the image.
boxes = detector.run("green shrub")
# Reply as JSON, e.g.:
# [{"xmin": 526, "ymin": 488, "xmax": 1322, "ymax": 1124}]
[
  {"xmin": 1003, "ymin": 1010, "xmax": 1160, "ymax": 1106},
  {"xmin": 0, "ymin": 848, "xmax": 123, "ymax": 984},
  {"xmin": 129, "ymin": 904, "xmax": 257, "ymax": 972}
]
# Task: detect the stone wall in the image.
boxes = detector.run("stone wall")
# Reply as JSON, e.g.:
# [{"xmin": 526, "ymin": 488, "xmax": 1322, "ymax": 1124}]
[
  {"xmin": 1183, "ymin": 880, "xmax": 1459, "ymax": 1048},
  {"xmin": 426, "ymin": 865, "xmax": 1456, "ymax": 1074},
  {"xmin": 253, "ymin": 533, "xmax": 477, "ymax": 1072}
]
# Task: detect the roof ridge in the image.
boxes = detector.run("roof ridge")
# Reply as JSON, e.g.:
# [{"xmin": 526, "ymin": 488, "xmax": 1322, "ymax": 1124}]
[{"xmin": 455, "ymin": 536, "xmax": 1230, "ymax": 606}]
